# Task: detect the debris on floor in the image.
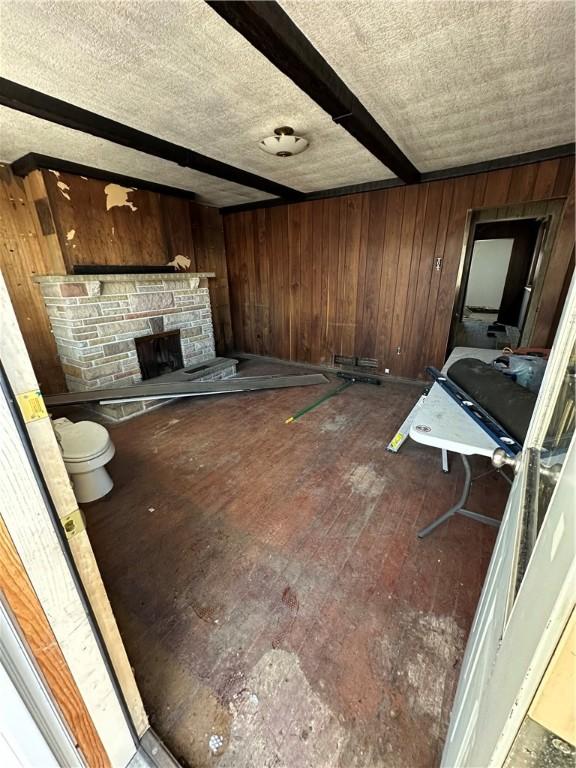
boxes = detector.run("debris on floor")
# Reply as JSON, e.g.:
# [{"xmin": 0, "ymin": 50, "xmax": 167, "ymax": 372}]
[
  {"xmin": 218, "ymin": 649, "xmax": 348, "ymax": 768},
  {"xmin": 208, "ymin": 734, "xmax": 224, "ymax": 754}
]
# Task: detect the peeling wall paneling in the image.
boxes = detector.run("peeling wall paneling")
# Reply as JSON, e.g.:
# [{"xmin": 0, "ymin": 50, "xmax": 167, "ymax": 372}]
[
  {"xmin": 41, "ymin": 169, "xmax": 233, "ymax": 354},
  {"xmin": 42, "ymin": 170, "xmax": 177, "ymax": 270},
  {"xmin": 224, "ymin": 157, "xmax": 575, "ymax": 379}
]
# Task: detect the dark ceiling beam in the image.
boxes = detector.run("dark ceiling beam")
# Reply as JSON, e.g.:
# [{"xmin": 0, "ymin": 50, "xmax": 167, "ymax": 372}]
[
  {"xmin": 220, "ymin": 143, "xmax": 576, "ymax": 214},
  {"xmin": 206, "ymin": 0, "xmax": 420, "ymax": 185},
  {"xmin": 11, "ymin": 153, "xmax": 199, "ymax": 201},
  {"xmin": 0, "ymin": 77, "xmax": 302, "ymax": 200}
]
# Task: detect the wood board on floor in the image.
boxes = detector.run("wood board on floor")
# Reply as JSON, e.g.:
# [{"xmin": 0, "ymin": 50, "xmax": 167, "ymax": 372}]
[{"xmin": 45, "ymin": 373, "xmax": 329, "ymax": 406}]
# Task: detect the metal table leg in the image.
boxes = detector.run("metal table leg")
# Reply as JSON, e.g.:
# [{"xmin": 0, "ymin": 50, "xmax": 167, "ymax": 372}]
[
  {"xmin": 417, "ymin": 454, "xmax": 501, "ymax": 539},
  {"xmin": 441, "ymin": 448, "xmax": 450, "ymax": 473}
]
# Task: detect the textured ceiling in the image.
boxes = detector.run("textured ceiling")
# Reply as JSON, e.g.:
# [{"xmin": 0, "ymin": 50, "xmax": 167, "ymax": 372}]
[
  {"xmin": 0, "ymin": 108, "xmax": 274, "ymax": 207},
  {"xmin": 0, "ymin": 0, "xmax": 573, "ymax": 205},
  {"xmin": 281, "ymin": 0, "xmax": 576, "ymax": 171},
  {"xmin": 0, "ymin": 0, "xmax": 393, "ymax": 203}
]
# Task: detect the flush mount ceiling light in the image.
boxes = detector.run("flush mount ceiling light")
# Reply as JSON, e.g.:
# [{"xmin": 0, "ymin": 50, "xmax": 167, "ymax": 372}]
[{"xmin": 258, "ymin": 126, "xmax": 309, "ymax": 157}]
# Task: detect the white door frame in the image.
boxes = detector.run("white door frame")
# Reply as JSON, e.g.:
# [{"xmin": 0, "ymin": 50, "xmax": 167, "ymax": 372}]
[
  {"xmin": 0, "ymin": 598, "xmax": 84, "ymax": 768},
  {"xmin": 442, "ymin": 272, "xmax": 576, "ymax": 766}
]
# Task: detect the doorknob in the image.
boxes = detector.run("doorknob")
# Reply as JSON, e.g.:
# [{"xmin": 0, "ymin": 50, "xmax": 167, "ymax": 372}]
[{"xmin": 492, "ymin": 448, "xmax": 522, "ymax": 474}]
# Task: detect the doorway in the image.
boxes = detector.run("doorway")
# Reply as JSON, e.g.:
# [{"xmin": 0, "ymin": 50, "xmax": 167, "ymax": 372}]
[{"xmin": 454, "ymin": 218, "xmax": 543, "ymax": 350}]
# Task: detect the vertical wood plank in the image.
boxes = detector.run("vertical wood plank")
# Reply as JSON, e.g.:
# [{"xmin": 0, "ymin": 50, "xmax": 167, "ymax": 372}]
[
  {"xmin": 242, "ymin": 212, "xmax": 256, "ymax": 354},
  {"xmin": 403, "ymin": 183, "xmax": 443, "ymax": 377},
  {"xmin": 430, "ymin": 174, "xmax": 477, "ymax": 366},
  {"xmin": 552, "ymin": 156, "xmax": 575, "ymax": 197},
  {"xmin": 482, "ymin": 168, "xmax": 513, "ymax": 208},
  {"xmin": 310, "ymin": 200, "xmax": 325, "ymax": 364},
  {"xmin": 357, "ymin": 191, "xmax": 387, "ymax": 360},
  {"xmin": 287, "ymin": 204, "xmax": 302, "ymax": 361},
  {"xmin": 340, "ymin": 195, "xmax": 363, "ymax": 358},
  {"xmin": 471, "ymin": 172, "xmax": 489, "ymax": 208},
  {"xmin": 274, "ymin": 206, "xmax": 291, "ymax": 360},
  {"xmin": 375, "ymin": 187, "xmax": 405, "ymax": 370},
  {"xmin": 531, "ymin": 173, "xmax": 575, "ymax": 345},
  {"xmin": 507, "ymin": 164, "xmax": 539, "ymax": 204},
  {"xmin": 325, "ymin": 198, "xmax": 342, "ymax": 363},
  {"xmin": 24, "ymin": 170, "xmax": 68, "ymax": 273},
  {"xmin": 299, "ymin": 201, "xmax": 314, "ymax": 362},
  {"xmin": 389, "ymin": 185, "xmax": 418, "ymax": 371},
  {"xmin": 0, "ymin": 166, "xmax": 66, "ymax": 393},
  {"xmin": 532, "ymin": 159, "xmax": 561, "ymax": 201},
  {"xmin": 320, "ymin": 200, "xmax": 334, "ymax": 363},
  {"xmin": 399, "ymin": 184, "xmax": 429, "ymax": 377},
  {"xmin": 353, "ymin": 194, "xmax": 371, "ymax": 359},
  {"xmin": 418, "ymin": 179, "xmax": 455, "ymax": 372},
  {"xmin": 191, "ymin": 203, "xmax": 232, "ymax": 354},
  {"xmin": 223, "ymin": 214, "xmax": 244, "ymax": 353}
]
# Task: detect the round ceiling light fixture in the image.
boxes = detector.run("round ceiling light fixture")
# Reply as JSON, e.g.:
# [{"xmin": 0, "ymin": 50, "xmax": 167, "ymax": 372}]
[{"xmin": 258, "ymin": 126, "xmax": 309, "ymax": 157}]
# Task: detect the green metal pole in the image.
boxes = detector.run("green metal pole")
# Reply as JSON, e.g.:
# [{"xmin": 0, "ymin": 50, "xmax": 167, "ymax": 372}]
[{"xmin": 285, "ymin": 380, "xmax": 354, "ymax": 423}]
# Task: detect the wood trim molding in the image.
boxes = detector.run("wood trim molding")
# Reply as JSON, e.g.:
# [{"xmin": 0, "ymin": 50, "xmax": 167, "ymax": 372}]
[
  {"xmin": 220, "ymin": 146, "xmax": 576, "ymax": 213},
  {"xmin": 0, "ymin": 515, "xmax": 110, "ymax": 767},
  {"xmin": 0, "ymin": 77, "xmax": 303, "ymax": 200},
  {"xmin": 531, "ymin": 171, "xmax": 576, "ymax": 347},
  {"xmin": 22, "ymin": 169, "xmax": 68, "ymax": 273},
  {"xmin": 206, "ymin": 1, "xmax": 420, "ymax": 184}
]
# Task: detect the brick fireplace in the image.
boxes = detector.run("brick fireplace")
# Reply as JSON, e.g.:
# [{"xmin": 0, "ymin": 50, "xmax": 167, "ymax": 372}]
[{"xmin": 34, "ymin": 272, "xmax": 236, "ymax": 419}]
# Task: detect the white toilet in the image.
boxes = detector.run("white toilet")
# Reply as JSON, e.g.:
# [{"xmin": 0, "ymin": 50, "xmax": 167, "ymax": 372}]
[{"xmin": 52, "ymin": 417, "xmax": 115, "ymax": 503}]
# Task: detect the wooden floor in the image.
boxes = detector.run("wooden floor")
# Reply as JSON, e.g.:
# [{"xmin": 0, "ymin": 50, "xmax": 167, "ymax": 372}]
[
  {"xmin": 84, "ymin": 360, "xmax": 508, "ymax": 768},
  {"xmin": 454, "ymin": 312, "xmax": 521, "ymax": 350}
]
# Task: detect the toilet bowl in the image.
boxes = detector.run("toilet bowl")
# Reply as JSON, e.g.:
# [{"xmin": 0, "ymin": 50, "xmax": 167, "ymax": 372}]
[{"xmin": 52, "ymin": 417, "xmax": 115, "ymax": 503}]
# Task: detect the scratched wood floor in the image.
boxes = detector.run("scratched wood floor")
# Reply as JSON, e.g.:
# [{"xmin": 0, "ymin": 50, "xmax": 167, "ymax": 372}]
[{"xmin": 84, "ymin": 360, "xmax": 508, "ymax": 768}]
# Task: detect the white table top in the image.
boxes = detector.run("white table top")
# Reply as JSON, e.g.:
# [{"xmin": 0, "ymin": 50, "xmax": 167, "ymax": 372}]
[{"xmin": 409, "ymin": 347, "xmax": 502, "ymax": 457}]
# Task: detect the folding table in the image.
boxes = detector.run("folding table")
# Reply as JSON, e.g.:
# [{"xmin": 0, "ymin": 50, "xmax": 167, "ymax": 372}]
[{"xmin": 408, "ymin": 347, "xmax": 510, "ymax": 538}]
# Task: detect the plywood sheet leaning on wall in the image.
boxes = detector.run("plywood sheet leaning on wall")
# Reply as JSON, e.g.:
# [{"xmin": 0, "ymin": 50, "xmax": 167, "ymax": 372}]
[
  {"xmin": 0, "ymin": 270, "xmax": 148, "ymax": 756},
  {"xmin": 223, "ymin": 156, "xmax": 575, "ymax": 380}
]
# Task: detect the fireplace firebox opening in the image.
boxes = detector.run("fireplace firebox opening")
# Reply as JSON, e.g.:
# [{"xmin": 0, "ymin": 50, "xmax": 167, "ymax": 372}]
[{"xmin": 135, "ymin": 330, "xmax": 184, "ymax": 380}]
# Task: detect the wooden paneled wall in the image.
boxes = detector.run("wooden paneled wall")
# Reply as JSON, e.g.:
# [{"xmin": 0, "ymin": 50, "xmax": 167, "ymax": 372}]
[
  {"xmin": 223, "ymin": 157, "xmax": 575, "ymax": 379},
  {"xmin": 0, "ymin": 166, "xmax": 67, "ymax": 392},
  {"xmin": 0, "ymin": 165, "xmax": 232, "ymax": 393}
]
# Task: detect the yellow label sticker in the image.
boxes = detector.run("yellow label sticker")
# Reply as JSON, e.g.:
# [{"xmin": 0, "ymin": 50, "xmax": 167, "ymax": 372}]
[
  {"xmin": 17, "ymin": 390, "xmax": 48, "ymax": 423},
  {"xmin": 389, "ymin": 432, "xmax": 404, "ymax": 449},
  {"xmin": 61, "ymin": 509, "xmax": 86, "ymax": 540}
]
